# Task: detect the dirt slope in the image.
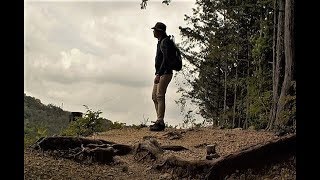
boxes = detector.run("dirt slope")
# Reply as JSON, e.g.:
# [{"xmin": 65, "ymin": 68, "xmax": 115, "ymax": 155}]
[{"xmin": 24, "ymin": 127, "xmax": 296, "ymax": 180}]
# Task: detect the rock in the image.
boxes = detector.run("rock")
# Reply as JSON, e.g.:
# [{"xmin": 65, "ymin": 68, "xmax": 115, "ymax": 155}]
[
  {"xmin": 121, "ymin": 166, "xmax": 128, "ymax": 172},
  {"xmin": 143, "ymin": 136, "xmax": 157, "ymax": 140},
  {"xmin": 163, "ymin": 131, "xmax": 183, "ymax": 140},
  {"xmin": 194, "ymin": 143, "xmax": 208, "ymax": 148},
  {"xmin": 159, "ymin": 173, "xmax": 172, "ymax": 180},
  {"xmin": 144, "ymin": 166, "xmax": 153, "ymax": 172},
  {"xmin": 239, "ymin": 174, "xmax": 246, "ymax": 180}
]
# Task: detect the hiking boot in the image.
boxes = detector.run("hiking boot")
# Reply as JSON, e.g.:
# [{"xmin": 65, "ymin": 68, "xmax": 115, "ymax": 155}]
[{"xmin": 150, "ymin": 120, "xmax": 165, "ymax": 131}]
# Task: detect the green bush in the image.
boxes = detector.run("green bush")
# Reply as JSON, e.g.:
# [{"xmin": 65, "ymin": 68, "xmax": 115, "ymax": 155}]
[
  {"xmin": 108, "ymin": 121, "xmax": 126, "ymax": 130},
  {"xmin": 24, "ymin": 125, "xmax": 48, "ymax": 148},
  {"xmin": 61, "ymin": 105, "xmax": 107, "ymax": 136}
]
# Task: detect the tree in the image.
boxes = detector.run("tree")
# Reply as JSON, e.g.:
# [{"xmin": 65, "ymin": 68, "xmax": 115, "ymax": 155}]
[
  {"xmin": 175, "ymin": 0, "xmax": 274, "ymax": 129},
  {"xmin": 267, "ymin": 0, "xmax": 295, "ymax": 130},
  {"xmin": 140, "ymin": 0, "xmax": 172, "ymax": 9}
]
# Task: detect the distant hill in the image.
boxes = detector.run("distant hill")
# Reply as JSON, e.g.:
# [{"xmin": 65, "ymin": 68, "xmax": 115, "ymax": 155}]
[{"xmin": 24, "ymin": 93, "xmax": 71, "ymax": 136}]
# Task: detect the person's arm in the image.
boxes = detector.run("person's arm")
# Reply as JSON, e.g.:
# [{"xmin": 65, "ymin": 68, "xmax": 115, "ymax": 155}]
[
  {"xmin": 158, "ymin": 38, "xmax": 170, "ymax": 76},
  {"xmin": 154, "ymin": 74, "xmax": 160, "ymax": 84}
]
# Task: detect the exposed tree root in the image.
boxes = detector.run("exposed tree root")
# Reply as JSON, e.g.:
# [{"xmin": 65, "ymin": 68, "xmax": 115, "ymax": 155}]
[
  {"xmin": 161, "ymin": 145, "xmax": 188, "ymax": 151},
  {"xmin": 30, "ymin": 133, "xmax": 295, "ymax": 178},
  {"xmin": 31, "ymin": 136, "xmax": 133, "ymax": 164},
  {"xmin": 153, "ymin": 134, "xmax": 296, "ymax": 179}
]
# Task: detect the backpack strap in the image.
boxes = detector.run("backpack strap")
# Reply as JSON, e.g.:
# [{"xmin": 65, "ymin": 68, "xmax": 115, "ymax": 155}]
[
  {"xmin": 170, "ymin": 35, "xmax": 175, "ymax": 43},
  {"xmin": 160, "ymin": 36, "xmax": 171, "ymax": 53}
]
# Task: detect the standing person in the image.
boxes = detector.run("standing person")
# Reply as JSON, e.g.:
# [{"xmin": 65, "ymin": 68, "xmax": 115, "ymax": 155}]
[{"xmin": 150, "ymin": 22, "xmax": 173, "ymax": 131}]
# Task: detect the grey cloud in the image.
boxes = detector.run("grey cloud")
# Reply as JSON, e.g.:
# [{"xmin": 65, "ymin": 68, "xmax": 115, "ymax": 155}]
[{"xmin": 25, "ymin": 1, "xmax": 196, "ymax": 126}]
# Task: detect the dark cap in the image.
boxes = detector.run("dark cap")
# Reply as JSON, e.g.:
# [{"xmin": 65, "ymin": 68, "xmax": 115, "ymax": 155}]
[{"xmin": 151, "ymin": 22, "xmax": 166, "ymax": 32}]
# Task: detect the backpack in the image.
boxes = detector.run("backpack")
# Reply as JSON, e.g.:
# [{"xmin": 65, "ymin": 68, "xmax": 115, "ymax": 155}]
[{"xmin": 160, "ymin": 35, "xmax": 182, "ymax": 71}]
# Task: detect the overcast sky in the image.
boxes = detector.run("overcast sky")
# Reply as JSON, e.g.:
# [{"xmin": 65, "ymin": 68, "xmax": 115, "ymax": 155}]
[{"xmin": 24, "ymin": 0, "xmax": 202, "ymax": 126}]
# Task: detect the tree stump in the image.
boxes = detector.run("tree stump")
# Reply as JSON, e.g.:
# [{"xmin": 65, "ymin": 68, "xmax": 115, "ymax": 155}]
[{"xmin": 133, "ymin": 138, "xmax": 163, "ymax": 162}]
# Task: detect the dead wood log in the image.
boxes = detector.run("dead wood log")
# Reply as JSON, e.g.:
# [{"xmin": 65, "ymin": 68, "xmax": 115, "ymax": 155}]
[
  {"xmin": 84, "ymin": 143, "xmax": 132, "ymax": 156},
  {"xmin": 205, "ymin": 133, "xmax": 296, "ymax": 179},
  {"xmin": 68, "ymin": 145, "xmax": 117, "ymax": 163},
  {"xmin": 32, "ymin": 136, "xmax": 116, "ymax": 151},
  {"xmin": 31, "ymin": 136, "xmax": 133, "ymax": 164},
  {"xmin": 112, "ymin": 144, "xmax": 133, "ymax": 155},
  {"xmin": 153, "ymin": 156, "xmax": 213, "ymax": 179},
  {"xmin": 133, "ymin": 138, "xmax": 163, "ymax": 162},
  {"xmin": 161, "ymin": 145, "xmax": 188, "ymax": 151},
  {"xmin": 86, "ymin": 143, "xmax": 111, "ymax": 148},
  {"xmin": 153, "ymin": 134, "xmax": 296, "ymax": 179},
  {"xmin": 86, "ymin": 147, "xmax": 116, "ymax": 163},
  {"xmin": 32, "ymin": 136, "xmax": 132, "ymax": 155}
]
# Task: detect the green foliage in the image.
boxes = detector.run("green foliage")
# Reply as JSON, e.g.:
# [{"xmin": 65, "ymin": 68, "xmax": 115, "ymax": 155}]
[
  {"xmin": 277, "ymin": 95, "xmax": 296, "ymax": 126},
  {"xmin": 61, "ymin": 105, "xmax": 109, "ymax": 137},
  {"xmin": 108, "ymin": 121, "xmax": 126, "ymax": 130},
  {"xmin": 246, "ymin": 76, "xmax": 272, "ymax": 129},
  {"xmin": 139, "ymin": 114, "xmax": 150, "ymax": 128},
  {"xmin": 165, "ymin": 124, "xmax": 178, "ymax": 129},
  {"xmin": 130, "ymin": 123, "xmax": 148, "ymax": 130},
  {"xmin": 24, "ymin": 94, "xmax": 70, "ymax": 136},
  {"xmin": 193, "ymin": 122, "xmax": 204, "ymax": 128},
  {"xmin": 24, "ymin": 124, "xmax": 48, "ymax": 148},
  {"xmin": 174, "ymin": 0, "xmax": 276, "ymax": 130},
  {"xmin": 24, "ymin": 94, "xmax": 69, "ymax": 148},
  {"xmin": 182, "ymin": 110, "xmax": 197, "ymax": 128},
  {"xmin": 251, "ymin": 35, "xmax": 270, "ymax": 61},
  {"xmin": 140, "ymin": 0, "xmax": 171, "ymax": 9}
]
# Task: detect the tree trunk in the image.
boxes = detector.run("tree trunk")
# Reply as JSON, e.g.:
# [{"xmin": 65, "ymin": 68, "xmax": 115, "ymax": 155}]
[
  {"xmin": 275, "ymin": 0, "xmax": 294, "ymax": 127},
  {"xmin": 244, "ymin": 61, "xmax": 250, "ymax": 129},
  {"xmin": 268, "ymin": 0, "xmax": 284, "ymax": 130},
  {"xmin": 238, "ymin": 86, "xmax": 245, "ymax": 128},
  {"xmin": 267, "ymin": 0, "xmax": 278, "ymax": 130},
  {"xmin": 232, "ymin": 66, "xmax": 238, "ymax": 128},
  {"xmin": 217, "ymin": 62, "xmax": 222, "ymax": 126},
  {"xmin": 223, "ymin": 65, "xmax": 227, "ymax": 126}
]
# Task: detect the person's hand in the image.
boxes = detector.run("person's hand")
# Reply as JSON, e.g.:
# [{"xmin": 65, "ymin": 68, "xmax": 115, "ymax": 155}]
[{"xmin": 154, "ymin": 75, "xmax": 160, "ymax": 84}]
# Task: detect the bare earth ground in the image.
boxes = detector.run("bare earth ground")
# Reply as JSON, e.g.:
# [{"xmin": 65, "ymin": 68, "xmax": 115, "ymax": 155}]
[{"xmin": 24, "ymin": 127, "xmax": 296, "ymax": 179}]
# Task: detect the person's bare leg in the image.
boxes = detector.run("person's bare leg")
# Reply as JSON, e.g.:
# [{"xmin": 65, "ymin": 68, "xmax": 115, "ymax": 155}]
[{"xmin": 152, "ymin": 83, "xmax": 159, "ymax": 118}]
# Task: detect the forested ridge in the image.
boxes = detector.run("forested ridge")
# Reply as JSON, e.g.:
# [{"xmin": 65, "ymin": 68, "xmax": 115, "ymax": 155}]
[
  {"xmin": 24, "ymin": 94, "xmax": 70, "ymax": 143},
  {"xmin": 24, "ymin": 93, "xmax": 129, "ymax": 146}
]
